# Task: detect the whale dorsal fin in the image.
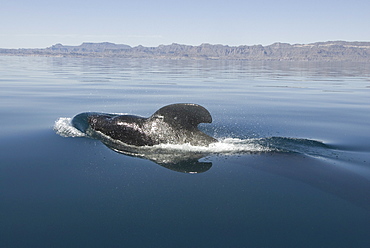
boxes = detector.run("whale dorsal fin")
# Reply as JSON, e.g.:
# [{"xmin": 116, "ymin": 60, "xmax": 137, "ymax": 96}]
[{"xmin": 150, "ymin": 103, "xmax": 213, "ymax": 128}]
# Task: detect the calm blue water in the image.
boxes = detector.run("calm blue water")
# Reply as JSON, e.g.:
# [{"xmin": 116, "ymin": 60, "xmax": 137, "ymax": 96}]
[{"xmin": 1, "ymin": 56, "xmax": 370, "ymax": 247}]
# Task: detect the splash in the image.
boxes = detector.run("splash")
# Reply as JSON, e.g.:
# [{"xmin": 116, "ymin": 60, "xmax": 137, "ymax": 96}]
[
  {"xmin": 54, "ymin": 117, "xmax": 85, "ymax": 137},
  {"xmin": 155, "ymin": 138, "xmax": 270, "ymax": 153}
]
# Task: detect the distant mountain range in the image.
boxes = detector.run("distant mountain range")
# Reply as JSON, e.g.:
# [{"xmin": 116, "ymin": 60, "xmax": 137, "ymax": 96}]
[{"xmin": 1, "ymin": 41, "xmax": 370, "ymax": 61}]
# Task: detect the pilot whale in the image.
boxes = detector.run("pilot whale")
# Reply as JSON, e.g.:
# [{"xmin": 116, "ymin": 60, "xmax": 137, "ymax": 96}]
[{"xmin": 71, "ymin": 103, "xmax": 218, "ymax": 146}]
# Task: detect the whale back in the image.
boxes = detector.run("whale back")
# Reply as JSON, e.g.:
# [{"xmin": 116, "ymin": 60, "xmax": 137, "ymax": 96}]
[{"xmin": 150, "ymin": 103, "xmax": 213, "ymax": 129}]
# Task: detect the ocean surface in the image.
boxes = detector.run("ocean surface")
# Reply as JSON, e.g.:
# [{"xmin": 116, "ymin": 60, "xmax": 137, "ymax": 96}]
[{"xmin": 1, "ymin": 56, "xmax": 369, "ymax": 248}]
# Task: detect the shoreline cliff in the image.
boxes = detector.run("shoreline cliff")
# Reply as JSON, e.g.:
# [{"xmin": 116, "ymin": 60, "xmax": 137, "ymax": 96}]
[{"xmin": 1, "ymin": 41, "xmax": 370, "ymax": 61}]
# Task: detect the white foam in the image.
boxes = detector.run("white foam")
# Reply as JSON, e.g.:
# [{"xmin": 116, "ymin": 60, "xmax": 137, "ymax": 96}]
[
  {"xmin": 153, "ymin": 138, "xmax": 270, "ymax": 154},
  {"xmin": 53, "ymin": 117, "xmax": 85, "ymax": 137}
]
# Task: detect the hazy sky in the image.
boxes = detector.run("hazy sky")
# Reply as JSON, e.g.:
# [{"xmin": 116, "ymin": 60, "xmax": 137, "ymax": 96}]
[{"xmin": 1, "ymin": 0, "xmax": 369, "ymax": 48}]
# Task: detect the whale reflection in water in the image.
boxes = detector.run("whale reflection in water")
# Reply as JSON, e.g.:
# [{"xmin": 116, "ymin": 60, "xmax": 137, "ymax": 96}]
[{"xmin": 106, "ymin": 141, "xmax": 213, "ymax": 174}]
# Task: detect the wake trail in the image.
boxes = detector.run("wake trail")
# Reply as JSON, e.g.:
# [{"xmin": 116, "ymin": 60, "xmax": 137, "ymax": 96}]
[{"xmin": 53, "ymin": 117, "xmax": 335, "ymax": 156}]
